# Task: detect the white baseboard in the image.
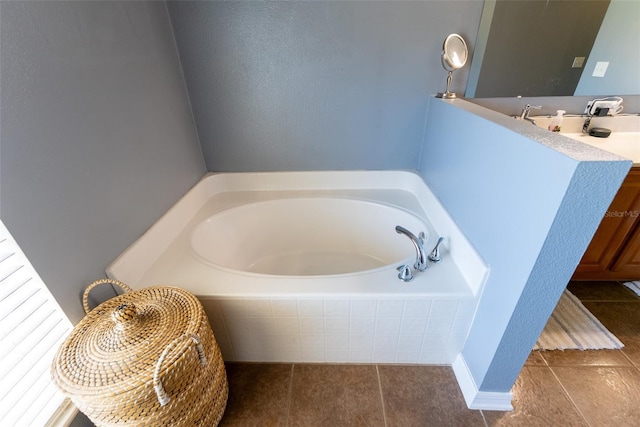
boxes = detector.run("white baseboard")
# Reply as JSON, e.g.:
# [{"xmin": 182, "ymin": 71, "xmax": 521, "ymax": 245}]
[{"xmin": 452, "ymin": 354, "xmax": 514, "ymax": 411}]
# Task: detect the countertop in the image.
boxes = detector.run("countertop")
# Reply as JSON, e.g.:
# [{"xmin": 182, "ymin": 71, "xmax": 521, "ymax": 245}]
[{"xmin": 531, "ymin": 115, "xmax": 640, "ymax": 166}]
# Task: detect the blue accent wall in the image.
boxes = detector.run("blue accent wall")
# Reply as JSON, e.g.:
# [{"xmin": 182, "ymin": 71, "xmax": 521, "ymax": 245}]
[{"xmin": 419, "ymin": 98, "xmax": 631, "ymax": 393}]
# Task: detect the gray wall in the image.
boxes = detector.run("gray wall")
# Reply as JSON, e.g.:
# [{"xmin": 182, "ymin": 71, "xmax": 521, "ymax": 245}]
[
  {"xmin": 0, "ymin": 1, "xmax": 206, "ymax": 324},
  {"xmin": 167, "ymin": 1, "xmax": 483, "ymax": 172}
]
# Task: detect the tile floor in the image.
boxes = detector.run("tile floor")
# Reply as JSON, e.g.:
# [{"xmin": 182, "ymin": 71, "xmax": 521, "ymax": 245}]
[{"xmin": 218, "ymin": 281, "xmax": 640, "ymax": 426}]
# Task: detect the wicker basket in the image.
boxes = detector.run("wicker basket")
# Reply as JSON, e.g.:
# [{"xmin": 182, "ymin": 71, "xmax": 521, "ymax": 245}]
[{"xmin": 51, "ymin": 279, "xmax": 228, "ymax": 426}]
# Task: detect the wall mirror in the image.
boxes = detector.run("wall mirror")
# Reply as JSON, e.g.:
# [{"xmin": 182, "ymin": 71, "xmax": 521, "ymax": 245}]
[
  {"xmin": 466, "ymin": 0, "xmax": 640, "ymax": 98},
  {"xmin": 436, "ymin": 33, "xmax": 468, "ymax": 99}
]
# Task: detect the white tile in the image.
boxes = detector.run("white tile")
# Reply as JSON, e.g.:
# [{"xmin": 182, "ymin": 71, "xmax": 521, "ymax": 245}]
[
  {"xmin": 257, "ymin": 333, "xmax": 300, "ymax": 349},
  {"xmin": 302, "ymin": 348, "xmax": 326, "ymax": 363},
  {"xmin": 350, "ymin": 317, "xmax": 375, "ymax": 334},
  {"xmin": 220, "ymin": 299, "xmax": 271, "ymax": 317},
  {"xmin": 430, "ymin": 299, "xmax": 459, "ymax": 318},
  {"xmin": 272, "ymin": 316, "xmax": 300, "ymax": 334},
  {"xmin": 399, "ymin": 317, "xmax": 427, "ymax": 335},
  {"xmin": 421, "ymin": 334, "xmax": 447, "ymax": 352},
  {"xmin": 271, "ymin": 300, "xmax": 298, "ymax": 317},
  {"xmin": 373, "ymin": 334, "xmax": 399, "ymax": 350},
  {"xmin": 397, "ymin": 334, "xmax": 423, "ymax": 351},
  {"xmin": 300, "ymin": 317, "xmax": 324, "ymax": 334},
  {"xmin": 372, "ymin": 349, "xmax": 396, "ymax": 363},
  {"xmin": 418, "ymin": 350, "xmax": 446, "ymax": 365},
  {"xmin": 225, "ymin": 317, "xmax": 253, "ymax": 337},
  {"xmin": 219, "ymin": 299, "xmax": 246, "ymax": 317},
  {"xmin": 426, "ymin": 316, "xmax": 454, "ymax": 336},
  {"xmin": 301, "ymin": 334, "xmax": 325, "ymax": 349},
  {"xmin": 298, "ymin": 300, "xmax": 324, "ymax": 316},
  {"xmin": 208, "ymin": 316, "xmax": 228, "ymax": 336},
  {"xmin": 229, "ymin": 333, "xmax": 255, "ymax": 354},
  {"xmin": 403, "ymin": 299, "xmax": 431, "ymax": 317},
  {"xmin": 377, "ymin": 300, "xmax": 404, "ymax": 317},
  {"xmin": 326, "ymin": 348, "xmax": 349, "ymax": 362},
  {"xmin": 263, "ymin": 347, "xmax": 302, "ymax": 362},
  {"xmin": 325, "ymin": 317, "xmax": 349, "ymax": 334},
  {"xmin": 395, "ymin": 348, "xmax": 420, "ymax": 363},
  {"xmin": 375, "ymin": 317, "xmax": 401, "ymax": 335},
  {"xmin": 349, "ymin": 349, "xmax": 372, "ymax": 363},
  {"xmin": 324, "ymin": 299, "xmax": 350, "ymax": 317},
  {"xmin": 449, "ymin": 316, "xmax": 473, "ymax": 337},
  {"xmin": 350, "ymin": 299, "xmax": 376, "ymax": 317},
  {"xmin": 199, "ymin": 298, "xmax": 223, "ymax": 317},
  {"xmin": 350, "ymin": 334, "xmax": 373, "ymax": 350},
  {"xmin": 455, "ymin": 298, "xmax": 477, "ymax": 317},
  {"xmin": 325, "ymin": 334, "xmax": 349, "ymax": 349},
  {"xmin": 251, "ymin": 317, "xmax": 276, "ymax": 334}
]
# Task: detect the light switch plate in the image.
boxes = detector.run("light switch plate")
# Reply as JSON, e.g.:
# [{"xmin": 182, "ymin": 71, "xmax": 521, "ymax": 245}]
[{"xmin": 592, "ymin": 61, "xmax": 609, "ymax": 77}]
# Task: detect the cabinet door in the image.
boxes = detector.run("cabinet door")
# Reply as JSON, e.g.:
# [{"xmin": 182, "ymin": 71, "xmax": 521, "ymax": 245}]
[
  {"xmin": 573, "ymin": 168, "xmax": 640, "ymax": 275},
  {"xmin": 611, "ymin": 220, "xmax": 640, "ymax": 275}
]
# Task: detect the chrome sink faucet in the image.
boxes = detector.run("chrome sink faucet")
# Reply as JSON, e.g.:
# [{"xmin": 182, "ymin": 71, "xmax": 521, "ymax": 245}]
[
  {"xmin": 395, "ymin": 226, "xmax": 428, "ymax": 273},
  {"xmin": 519, "ymin": 104, "xmax": 541, "ymax": 125}
]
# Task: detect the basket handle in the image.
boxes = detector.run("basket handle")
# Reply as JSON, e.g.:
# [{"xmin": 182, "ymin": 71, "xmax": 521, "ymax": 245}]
[
  {"xmin": 82, "ymin": 278, "xmax": 133, "ymax": 314},
  {"xmin": 153, "ymin": 333, "xmax": 207, "ymax": 407}
]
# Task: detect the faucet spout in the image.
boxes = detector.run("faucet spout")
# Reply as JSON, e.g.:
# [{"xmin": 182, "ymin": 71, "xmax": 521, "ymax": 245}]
[
  {"xmin": 518, "ymin": 104, "xmax": 541, "ymax": 125},
  {"xmin": 395, "ymin": 226, "xmax": 428, "ymax": 272}
]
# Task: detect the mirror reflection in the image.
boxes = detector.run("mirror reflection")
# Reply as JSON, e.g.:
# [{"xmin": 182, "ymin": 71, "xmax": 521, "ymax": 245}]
[{"xmin": 466, "ymin": 0, "xmax": 640, "ymax": 98}]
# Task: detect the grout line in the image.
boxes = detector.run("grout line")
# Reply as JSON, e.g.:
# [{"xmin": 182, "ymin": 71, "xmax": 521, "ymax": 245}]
[
  {"xmin": 547, "ymin": 366, "xmax": 592, "ymax": 427},
  {"xmin": 375, "ymin": 365, "xmax": 388, "ymax": 427},
  {"xmin": 285, "ymin": 364, "xmax": 295, "ymax": 427},
  {"xmin": 479, "ymin": 409, "xmax": 490, "ymax": 427}
]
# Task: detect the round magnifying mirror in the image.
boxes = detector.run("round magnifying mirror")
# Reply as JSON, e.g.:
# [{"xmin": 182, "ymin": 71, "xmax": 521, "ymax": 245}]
[
  {"xmin": 436, "ymin": 34, "xmax": 468, "ymax": 99},
  {"xmin": 442, "ymin": 34, "xmax": 468, "ymax": 71}
]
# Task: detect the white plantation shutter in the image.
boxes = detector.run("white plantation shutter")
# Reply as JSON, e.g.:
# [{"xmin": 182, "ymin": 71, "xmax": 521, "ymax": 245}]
[{"xmin": 0, "ymin": 219, "xmax": 75, "ymax": 426}]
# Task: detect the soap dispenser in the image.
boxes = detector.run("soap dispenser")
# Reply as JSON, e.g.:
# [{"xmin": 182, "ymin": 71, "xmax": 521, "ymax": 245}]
[{"xmin": 548, "ymin": 110, "xmax": 565, "ymax": 132}]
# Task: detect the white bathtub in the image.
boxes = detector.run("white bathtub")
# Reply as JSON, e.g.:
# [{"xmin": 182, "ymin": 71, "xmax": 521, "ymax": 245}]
[{"xmin": 107, "ymin": 171, "xmax": 488, "ymax": 364}]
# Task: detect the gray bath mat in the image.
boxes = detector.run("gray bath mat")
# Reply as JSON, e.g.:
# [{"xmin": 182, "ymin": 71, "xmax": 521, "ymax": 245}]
[{"xmin": 534, "ymin": 290, "xmax": 623, "ymax": 351}]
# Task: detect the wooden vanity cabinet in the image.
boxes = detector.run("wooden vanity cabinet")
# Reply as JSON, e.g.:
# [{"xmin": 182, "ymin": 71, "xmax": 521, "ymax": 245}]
[{"xmin": 572, "ymin": 167, "xmax": 640, "ymax": 281}]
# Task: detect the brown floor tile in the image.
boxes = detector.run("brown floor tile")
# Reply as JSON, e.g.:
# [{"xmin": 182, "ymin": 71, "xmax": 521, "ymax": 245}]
[
  {"xmin": 378, "ymin": 365, "xmax": 484, "ymax": 427},
  {"xmin": 288, "ymin": 364, "xmax": 385, "ymax": 427},
  {"xmin": 552, "ymin": 366, "xmax": 640, "ymax": 427},
  {"xmin": 525, "ymin": 351, "xmax": 547, "ymax": 366},
  {"xmin": 567, "ymin": 281, "xmax": 639, "ymax": 301},
  {"xmin": 582, "ymin": 301, "xmax": 640, "ymax": 366},
  {"xmin": 540, "ymin": 349, "xmax": 632, "ymax": 367},
  {"xmin": 483, "ymin": 366, "xmax": 587, "ymax": 427},
  {"xmin": 220, "ymin": 363, "xmax": 292, "ymax": 426}
]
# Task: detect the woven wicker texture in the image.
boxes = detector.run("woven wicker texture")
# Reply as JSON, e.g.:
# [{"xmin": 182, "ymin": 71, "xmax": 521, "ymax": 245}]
[{"xmin": 51, "ymin": 279, "xmax": 228, "ymax": 426}]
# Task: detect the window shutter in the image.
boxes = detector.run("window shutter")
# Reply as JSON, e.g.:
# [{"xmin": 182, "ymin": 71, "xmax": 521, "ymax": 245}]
[{"xmin": 0, "ymin": 220, "xmax": 75, "ymax": 426}]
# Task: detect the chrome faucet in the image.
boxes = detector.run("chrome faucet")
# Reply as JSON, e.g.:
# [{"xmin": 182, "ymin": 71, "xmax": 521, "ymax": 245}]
[
  {"xmin": 395, "ymin": 226, "xmax": 428, "ymax": 272},
  {"xmin": 519, "ymin": 104, "xmax": 541, "ymax": 125}
]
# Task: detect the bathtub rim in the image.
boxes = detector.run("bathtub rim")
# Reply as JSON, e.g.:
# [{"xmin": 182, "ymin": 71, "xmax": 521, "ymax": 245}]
[{"xmin": 106, "ymin": 170, "xmax": 489, "ymax": 296}]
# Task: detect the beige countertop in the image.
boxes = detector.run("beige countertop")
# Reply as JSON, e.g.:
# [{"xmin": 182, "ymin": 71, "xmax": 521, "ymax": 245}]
[{"xmin": 531, "ymin": 115, "xmax": 640, "ymax": 166}]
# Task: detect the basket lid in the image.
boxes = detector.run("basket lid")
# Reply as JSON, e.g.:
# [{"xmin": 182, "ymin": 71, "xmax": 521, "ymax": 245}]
[{"xmin": 51, "ymin": 286, "xmax": 205, "ymax": 396}]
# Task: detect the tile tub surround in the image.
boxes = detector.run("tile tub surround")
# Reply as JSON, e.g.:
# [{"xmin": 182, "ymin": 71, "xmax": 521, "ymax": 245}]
[
  {"xmin": 201, "ymin": 296, "xmax": 476, "ymax": 364},
  {"xmin": 106, "ymin": 171, "xmax": 488, "ymax": 366}
]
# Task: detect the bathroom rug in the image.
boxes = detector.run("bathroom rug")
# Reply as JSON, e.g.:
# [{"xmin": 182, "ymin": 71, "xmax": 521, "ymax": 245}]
[
  {"xmin": 534, "ymin": 290, "xmax": 623, "ymax": 351},
  {"xmin": 623, "ymin": 281, "xmax": 640, "ymax": 297}
]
